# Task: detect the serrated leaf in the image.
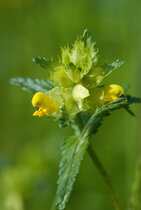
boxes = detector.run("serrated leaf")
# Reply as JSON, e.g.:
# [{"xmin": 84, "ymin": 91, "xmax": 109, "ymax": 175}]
[
  {"xmin": 10, "ymin": 77, "xmax": 54, "ymax": 94},
  {"xmin": 81, "ymin": 98, "xmax": 126, "ymax": 136},
  {"xmin": 32, "ymin": 56, "xmax": 52, "ymax": 69},
  {"xmin": 55, "ymin": 95, "xmax": 141, "ymax": 210},
  {"xmin": 84, "ymin": 95, "xmax": 141, "ymax": 135},
  {"xmin": 56, "ymin": 135, "xmax": 89, "ymax": 210},
  {"xmin": 55, "ymin": 98, "xmax": 125, "ymax": 210},
  {"xmin": 103, "ymin": 59, "xmax": 124, "ymax": 77}
]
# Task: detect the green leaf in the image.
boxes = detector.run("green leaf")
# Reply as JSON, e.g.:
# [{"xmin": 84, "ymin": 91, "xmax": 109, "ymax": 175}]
[
  {"xmin": 123, "ymin": 95, "xmax": 141, "ymax": 116},
  {"xmin": 55, "ymin": 95, "xmax": 141, "ymax": 210},
  {"xmin": 32, "ymin": 56, "xmax": 52, "ymax": 69},
  {"xmin": 83, "ymin": 95, "xmax": 141, "ymax": 135},
  {"xmin": 124, "ymin": 105, "xmax": 135, "ymax": 116},
  {"xmin": 55, "ymin": 98, "xmax": 125, "ymax": 210},
  {"xmin": 10, "ymin": 77, "xmax": 54, "ymax": 94},
  {"xmin": 80, "ymin": 98, "xmax": 126, "ymax": 136},
  {"xmin": 103, "ymin": 59, "xmax": 124, "ymax": 77},
  {"xmin": 126, "ymin": 95, "xmax": 141, "ymax": 104},
  {"xmin": 56, "ymin": 134, "xmax": 89, "ymax": 210}
]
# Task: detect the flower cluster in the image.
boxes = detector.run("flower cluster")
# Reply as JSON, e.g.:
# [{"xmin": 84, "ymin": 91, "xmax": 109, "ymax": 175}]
[
  {"xmin": 31, "ymin": 30, "xmax": 124, "ymax": 119},
  {"xmin": 10, "ymin": 30, "xmax": 141, "ymax": 210}
]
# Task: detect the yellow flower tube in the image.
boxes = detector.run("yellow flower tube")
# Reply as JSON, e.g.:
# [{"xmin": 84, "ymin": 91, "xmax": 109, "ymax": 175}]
[
  {"xmin": 100, "ymin": 84, "xmax": 124, "ymax": 103},
  {"xmin": 32, "ymin": 92, "xmax": 59, "ymax": 117}
]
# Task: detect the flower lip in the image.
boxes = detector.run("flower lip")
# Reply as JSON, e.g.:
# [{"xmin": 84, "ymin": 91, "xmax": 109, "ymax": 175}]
[
  {"xmin": 101, "ymin": 84, "xmax": 125, "ymax": 104},
  {"xmin": 32, "ymin": 92, "xmax": 60, "ymax": 117}
]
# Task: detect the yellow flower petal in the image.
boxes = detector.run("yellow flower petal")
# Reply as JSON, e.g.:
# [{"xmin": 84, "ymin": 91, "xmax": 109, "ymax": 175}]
[
  {"xmin": 32, "ymin": 107, "xmax": 49, "ymax": 117},
  {"xmin": 32, "ymin": 92, "xmax": 59, "ymax": 117},
  {"xmin": 101, "ymin": 84, "xmax": 124, "ymax": 104}
]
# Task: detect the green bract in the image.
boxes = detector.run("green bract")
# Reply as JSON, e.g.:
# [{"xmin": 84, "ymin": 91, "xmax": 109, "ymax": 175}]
[{"xmin": 55, "ymin": 30, "xmax": 99, "ymax": 84}]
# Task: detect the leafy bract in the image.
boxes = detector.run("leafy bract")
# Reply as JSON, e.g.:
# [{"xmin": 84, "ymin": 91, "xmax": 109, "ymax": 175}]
[
  {"xmin": 56, "ymin": 135, "xmax": 89, "ymax": 210},
  {"xmin": 61, "ymin": 30, "xmax": 99, "ymax": 83},
  {"xmin": 10, "ymin": 77, "xmax": 54, "ymax": 94},
  {"xmin": 32, "ymin": 56, "xmax": 52, "ymax": 69},
  {"xmin": 103, "ymin": 59, "xmax": 124, "ymax": 77},
  {"xmin": 82, "ymin": 95, "xmax": 141, "ymax": 135},
  {"xmin": 81, "ymin": 97, "xmax": 126, "ymax": 136}
]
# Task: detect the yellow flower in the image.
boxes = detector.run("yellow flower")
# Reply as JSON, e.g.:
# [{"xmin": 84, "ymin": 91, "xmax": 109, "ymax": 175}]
[
  {"xmin": 72, "ymin": 84, "xmax": 90, "ymax": 109},
  {"xmin": 100, "ymin": 84, "xmax": 124, "ymax": 103},
  {"xmin": 32, "ymin": 92, "xmax": 59, "ymax": 117}
]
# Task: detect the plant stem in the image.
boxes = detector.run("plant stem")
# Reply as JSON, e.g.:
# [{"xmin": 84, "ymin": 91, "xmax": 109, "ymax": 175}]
[
  {"xmin": 76, "ymin": 113, "xmax": 121, "ymax": 210},
  {"xmin": 76, "ymin": 113, "xmax": 84, "ymax": 131},
  {"xmin": 87, "ymin": 144, "xmax": 121, "ymax": 210}
]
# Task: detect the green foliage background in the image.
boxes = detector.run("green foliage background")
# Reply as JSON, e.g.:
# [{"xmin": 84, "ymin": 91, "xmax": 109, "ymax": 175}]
[{"xmin": 0, "ymin": 0, "xmax": 141, "ymax": 209}]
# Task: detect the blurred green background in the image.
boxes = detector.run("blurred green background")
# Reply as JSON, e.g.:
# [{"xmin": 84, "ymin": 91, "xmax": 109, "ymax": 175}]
[{"xmin": 0, "ymin": 0, "xmax": 141, "ymax": 209}]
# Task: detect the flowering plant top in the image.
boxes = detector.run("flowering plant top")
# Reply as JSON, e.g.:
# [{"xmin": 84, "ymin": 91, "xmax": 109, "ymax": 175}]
[{"xmin": 10, "ymin": 30, "xmax": 141, "ymax": 210}]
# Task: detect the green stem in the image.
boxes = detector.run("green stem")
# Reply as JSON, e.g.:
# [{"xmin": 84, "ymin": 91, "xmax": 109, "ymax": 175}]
[
  {"xmin": 76, "ymin": 113, "xmax": 121, "ymax": 210},
  {"xmin": 87, "ymin": 144, "xmax": 121, "ymax": 210},
  {"xmin": 76, "ymin": 113, "xmax": 84, "ymax": 131}
]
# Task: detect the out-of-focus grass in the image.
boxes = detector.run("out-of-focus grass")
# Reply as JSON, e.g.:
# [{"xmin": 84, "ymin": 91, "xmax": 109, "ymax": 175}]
[{"xmin": 0, "ymin": 0, "xmax": 141, "ymax": 209}]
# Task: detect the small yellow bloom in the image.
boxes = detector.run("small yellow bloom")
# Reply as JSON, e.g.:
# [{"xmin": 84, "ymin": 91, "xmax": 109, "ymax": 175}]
[
  {"xmin": 32, "ymin": 92, "xmax": 59, "ymax": 117},
  {"xmin": 100, "ymin": 84, "xmax": 124, "ymax": 103},
  {"xmin": 72, "ymin": 84, "xmax": 90, "ymax": 109}
]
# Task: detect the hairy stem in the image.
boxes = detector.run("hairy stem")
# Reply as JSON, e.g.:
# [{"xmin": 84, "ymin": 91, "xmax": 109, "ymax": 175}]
[{"xmin": 87, "ymin": 144, "xmax": 121, "ymax": 210}]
